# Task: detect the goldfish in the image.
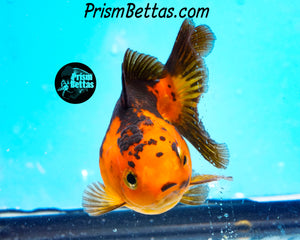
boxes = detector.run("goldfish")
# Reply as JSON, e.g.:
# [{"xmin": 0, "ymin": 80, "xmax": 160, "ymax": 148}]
[{"xmin": 83, "ymin": 19, "xmax": 231, "ymax": 216}]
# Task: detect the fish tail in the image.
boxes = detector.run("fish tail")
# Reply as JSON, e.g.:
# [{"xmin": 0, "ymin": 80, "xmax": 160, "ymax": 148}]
[{"xmin": 164, "ymin": 19, "xmax": 229, "ymax": 169}]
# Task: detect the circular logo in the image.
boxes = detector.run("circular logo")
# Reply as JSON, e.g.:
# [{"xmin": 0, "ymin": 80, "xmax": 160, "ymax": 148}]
[{"xmin": 55, "ymin": 62, "xmax": 96, "ymax": 104}]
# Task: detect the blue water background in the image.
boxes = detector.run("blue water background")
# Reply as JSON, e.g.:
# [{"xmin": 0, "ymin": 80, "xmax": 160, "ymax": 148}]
[{"xmin": 0, "ymin": 0, "xmax": 299, "ymax": 209}]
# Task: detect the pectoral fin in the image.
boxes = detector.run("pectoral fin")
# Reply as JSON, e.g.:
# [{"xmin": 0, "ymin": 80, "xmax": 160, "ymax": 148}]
[
  {"xmin": 82, "ymin": 182, "xmax": 125, "ymax": 216},
  {"xmin": 180, "ymin": 174, "xmax": 232, "ymax": 205},
  {"xmin": 180, "ymin": 184, "xmax": 209, "ymax": 205},
  {"xmin": 189, "ymin": 174, "xmax": 233, "ymax": 186}
]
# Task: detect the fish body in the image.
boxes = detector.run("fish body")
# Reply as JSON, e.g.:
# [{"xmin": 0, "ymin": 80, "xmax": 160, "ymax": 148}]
[
  {"xmin": 83, "ymin": 19, "xmax": 231, "ymax": 216},
  {"xmin": 100, "ymin": 107, "xmax": 191, "ymax": 214}
]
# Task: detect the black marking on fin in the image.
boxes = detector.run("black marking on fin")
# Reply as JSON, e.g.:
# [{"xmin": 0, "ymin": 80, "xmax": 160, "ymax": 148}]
[
  {"xmin": 165, "ymin": 19, "xmax": 229, "ymax": 169},
  {"xmin": 122, "ymin": 49, "xmax": 164, "ymax": 85}
]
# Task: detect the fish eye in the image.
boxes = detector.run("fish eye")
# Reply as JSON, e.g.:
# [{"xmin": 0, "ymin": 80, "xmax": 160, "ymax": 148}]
[{"xmin": 124, "ymin": 171, "xmax": 137, "ymax": 190}]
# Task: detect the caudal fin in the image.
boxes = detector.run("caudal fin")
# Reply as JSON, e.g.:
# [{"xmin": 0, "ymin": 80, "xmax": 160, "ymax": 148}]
[{"xmin": 161, "ymin": 19, "xmax": 229, "ymax": 169}]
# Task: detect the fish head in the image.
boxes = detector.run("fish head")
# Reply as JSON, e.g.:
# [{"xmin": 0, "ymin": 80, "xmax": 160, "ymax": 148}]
[{"xmin": 118, "ymin": 118, "xmax": 192, "ymax": 214}]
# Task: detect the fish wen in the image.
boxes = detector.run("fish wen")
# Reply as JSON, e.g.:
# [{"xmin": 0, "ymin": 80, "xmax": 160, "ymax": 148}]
[{"xmin": 83, "ymin": 19, "xmax": 231, "ymax": 216}]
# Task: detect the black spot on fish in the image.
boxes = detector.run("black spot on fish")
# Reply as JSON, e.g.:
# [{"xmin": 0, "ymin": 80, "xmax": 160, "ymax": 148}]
[
  {"xmin": 134, "ymin": 153, "xmax": 140, "ymax": 160},
  {"xmin": 155, "ymin": 90, "xmax": 159, "ymax": 94},
  {"xmin": 120, "ymin": 125, "xmax": 136, "ymax": 137},
  {"xmin": 161, "ymin": 182, "xmax": 177, "ymax": 192},
  {"xmin": 171, "ymin": 142, "xmax": 179, "ymax": 158},
  {"xmin": 183, "ymin": 155, "xmax": 187, "ymax": 165},
  {"xmin": 129, "ymin": 151, "xmax": 132, "ymax": 155},
  {"xmin": 143, "ymin": 118, "xmax": 154, "ymax": 126},
  {"xmin": 160, "ymin": 136, "xmax": 166, "ymax": 141},
  {"xmin": 134, "ymin": 143, "xmax": 145, "ymax": 153},
  {"xmin": 117, "ymin": 125, "xmax": 143, "ymax": 154},
  {"xmin": 156, "ymin": 152, "xmax": 163, "ymax": 157},
  {"xmin": 148, "ymin": 139, "xmax": 157, "ymax": 145},
  {"xmin": 128, "ymin": 161, "xmax": 135, "ymax": 168},
  {"xmin": 133, "ymin": 143, "xmax": 146, "ymax": 160},
  {"xmin": 100, "ymin": 145, "xmax": 103, "ymax": 158},
  {"xmin": 171, "ymin": 92, "xmax": 176, "ymax": 101},
  {"xmin": 168, "ymin": 84, "xmax": 171, "ymax": 88},
  {"xmin": 114, "ymin": 91, "xmax": 161, "ymax": 134},
  {"xmin": 161, "ymin": 127, "xmax": 167, "ymax": 131},
  {"xmin": 99, "ymin": 132, "xmax": 107, "ymax": 158}
]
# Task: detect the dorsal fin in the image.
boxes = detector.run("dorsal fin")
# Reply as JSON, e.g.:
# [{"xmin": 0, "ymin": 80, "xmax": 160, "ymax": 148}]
[
  {"xmin": 121, "ymin": 49, "xmax": 164, "ymax": 108},
  {"xmin": 122, "ymin": 48, "xmax": 164, "ymax": 83},
  {"xmin": 151, "ymin": 19, "xmax": 229, "ymax": 169}
]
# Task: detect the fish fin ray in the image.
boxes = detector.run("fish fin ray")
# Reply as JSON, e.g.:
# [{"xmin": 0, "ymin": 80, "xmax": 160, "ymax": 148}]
[
  {"xmin": 180, "ymin": 173, "xmax": 232, "ymax": 205},
  {"xmin": 122, "ymin": 48, "xmax": 164, "ymax": 85},
  {"xmin": 180, "ymin": 184, "xmax": 209, "ymax": 205},
  {"xmin": 159, "ymin": 19, "xmax": 229, "ymax": 169},
  {"xmin": 82, "ymin": 182, "xmax": 125, "ymax": 216},
  {"xmin": 121, "ymin": 48, "xmax": 164, "ymax": 108},
  {"xmin": 190, "ymin": 174, "xmax": 233, "ymax": 186}
]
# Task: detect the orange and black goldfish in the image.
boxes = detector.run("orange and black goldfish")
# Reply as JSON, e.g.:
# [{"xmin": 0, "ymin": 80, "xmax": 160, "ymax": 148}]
[{"xmin": 83, "ymin": 19, "xmax": 231, "ymax": 216}]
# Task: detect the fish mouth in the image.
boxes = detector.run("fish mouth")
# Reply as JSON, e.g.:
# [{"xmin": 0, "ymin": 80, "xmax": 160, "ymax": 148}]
[
  {"xmin": 127, "ymin": 188, "xmax": 183, "ymax": 215},
  {"xmin": 151, "ymin": 189, "xmax": 183, "ymax": 214}
]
